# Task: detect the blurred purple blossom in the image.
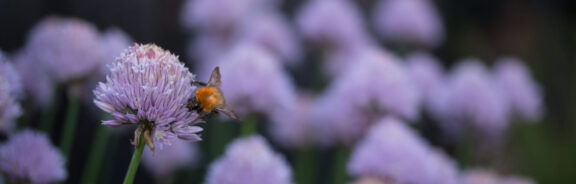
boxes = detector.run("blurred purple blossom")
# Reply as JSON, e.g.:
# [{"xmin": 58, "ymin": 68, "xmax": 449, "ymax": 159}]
[
  {"xmin": 100, "ymin": 27, "xmax": 133, "ymax": 75},
  {"xmin": 188, "ymin": 34, "xmax": 234, "ymax": 72},
  {"xmin": 181, "ymin": 0, "xmax": 276, "ymax": 32},
  {"xmin": 348, "ymin": 117, "xmax": 458, "ymax": 184},
  {"xmin": 316, "ymin": 48, "xmax": 420, "ymax": 144},
  {"xmin": 296, "ymin": 0, "xmax": 371, "ymax": 49},
  {"xmin": 373, "ymin": 0, "xmax": 444, "ymax": 48},
  {"xmin": 0, "ymin": 52, "xmax": 23, "ymax": 99},
  {"xmin": 142, "ymin": 140, "xmax": 199, "ymax": 179},
  {"xmin": 429, "ymin": 59, "xmax": 510, "ymax": 144},
  {"xmin": 494, "ymin": 57, "xmax": 543, "ymax": 122},
  {"xmin": 25, "ymin": 16, "xmax": 104, "ymax": 83},
  {"xmin": 218, "ymin": 43, "xmax": 296, "ymax": 118},
  {"xmin": 0, "ymin": 56, "xmax": 22, "ymax": 134},
  {"xmin": 405, "ymin": 51, "xmax": 445, "ymax": 99},
  {"xmin": 0, "ymin": 130, "xmax": 67, "ymax": 183},
  {"xmin": 93, "ymin": 44, "xmax": 202, "ymax": 151},
  {"xmin": 235, "ymin": 11, "xmax": 302, "ymax": 66},
  {"xmin": 12, "ymin": 50, "xmax": 54, "ymax": 107},
  {"xmin": 269, "ymin": 93, "xmax": 319, "ymax": 149},
  {"xmin": 206, "ymin": 135, "xmax": 292, "ymax": 184}
]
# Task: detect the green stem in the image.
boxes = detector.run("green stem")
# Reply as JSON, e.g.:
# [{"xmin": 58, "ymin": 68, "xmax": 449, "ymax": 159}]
[
  {"xmin": 40, "ymin": 86, "xmax": 60, "ymax": 135},
  {"xmin": 296, "ymin": 147, "xmax": 316, "ymax": 184},
  {"xmin": 332, "ymin": 146, "xmax": 350, "ymax": 184},
  {"xmin": 59, "ymin": 95, "xmax": 80, "ymax": 158},
  {"xmin": 80, "ymin": 124, "xmax": 111, "ymax": 184},
  {"xmin": 240, "ymin": 115, "xmax": 257, "ymax": 137},
  {"xmin": 123, "ymin": 136, "xmax": 146, "ymax": 184}
]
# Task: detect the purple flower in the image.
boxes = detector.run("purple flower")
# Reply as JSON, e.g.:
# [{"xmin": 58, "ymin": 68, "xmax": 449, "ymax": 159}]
[
  {"xmin": 461, "ymin": 168, "xmax": 536, "ymax": 184},
  {"xmin": 316, "ymin": 48, "xmax": 420, "ymax": 144},
  {"xmin": 26, "ymin": 16, "xmax": 104, "ymax": 83},
  {"xmin": 269, "ymin": 93, "xmax": 318, "ymax": 149},
  {"xmin": 142, "ymin": 140, "xmax": 199, "ymax": 179},
  {"xmin": 348, "ymin": 117, "xmax": 458, "ymax": 184},
  {"xmin": 235, "ymin": 11, "xmax": 302, "ymax": 66},
  {"xmin": 217, "ymin": 43, "xmax": 296, "ymax": 118},
  {"xmin": 373, "ymin": 0, "xmax": 444, "ymax": 48},
  {"xmin": 493, "ymin": 57, "xmax": 543, "ymax": 122},
  {"xmin": 206, "ymin": 135, "xmax": 292, "ymax": 184},
  {"xmin": 405, "ymin": 51, "xmax": 445, "ymax": 99},
  {"xmin": 0, "ymin": 58, "xmax": 21, "ymax": 134},
  {"xmin": 100, "ymin": 27, "xmax": 133, "ymax": 75},
  {"xmin": 323, "ymin": 43, "xmax": 374, "ymax": 79},
  {"xmin": 12, "ymin": 50, "xmax": 55, "ymax": 108},
  {"xmin": 429, "ymin": 59, "xmax": 510, "ymax": 143},
  {"xmin": 93, "ymin": 44, "xmax": 203, "ymax": 152},
  {"xmin": 0, "ymin": 130, "xmax": 67, "ymax": 183},
  {"xmin": 0, "ymin": 52, "xmax": 23, "ymax": 99},
  {"xmin": 181, "ymin": 0, "xmax": 276, "ymax": 32},
  {"xmin": 74, "ymin": 28, "xmax": 134, "ymax": 104},
  {"xmin": 296, "ymin": 0, "xmax": 371, "ymax": 49}
]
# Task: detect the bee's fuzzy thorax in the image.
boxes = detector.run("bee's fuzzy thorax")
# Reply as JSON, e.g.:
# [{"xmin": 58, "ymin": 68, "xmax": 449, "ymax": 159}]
[{"xmin": 195, "ymin": 87, "xmax": 223, "ymax": 113}]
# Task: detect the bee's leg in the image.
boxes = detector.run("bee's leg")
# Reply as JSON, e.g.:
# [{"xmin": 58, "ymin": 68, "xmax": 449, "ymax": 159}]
[{"xmin": 187, "ymin": 98, "xmax": 202, "ymax": 112}]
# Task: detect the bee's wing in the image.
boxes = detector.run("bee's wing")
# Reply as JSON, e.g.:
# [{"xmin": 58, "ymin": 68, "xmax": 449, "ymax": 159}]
[
  {"xmin": 215, "ymin": 103, "xmax": 239, "ymax": 120},
  {"xmin": 208, "ymin": 66, "xmax": 222, "ymax": 88}
]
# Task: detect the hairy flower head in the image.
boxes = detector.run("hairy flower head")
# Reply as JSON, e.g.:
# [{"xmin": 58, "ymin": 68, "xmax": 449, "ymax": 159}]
[{"xmin": 93, "ymin": 43, "xmax": 202, "ymax": 152}]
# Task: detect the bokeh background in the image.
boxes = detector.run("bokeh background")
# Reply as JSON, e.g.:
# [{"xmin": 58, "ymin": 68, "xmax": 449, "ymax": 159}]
[{"xmin": 0, "ymin": 0, "xmax": 574, "ymax": 183}]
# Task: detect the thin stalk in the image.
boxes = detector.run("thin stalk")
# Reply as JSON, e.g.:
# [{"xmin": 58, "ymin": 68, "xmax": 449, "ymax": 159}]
[
  {"xmin": 80, "ymin": 124, "xmax": 111, "ymax": 184},
  {"xmin": 123, "ymin": 137, "xmax": 146, "ymax": 184},
  {"xmin": 332, "ymin": 146, "xmax": 350, "ymax": 184},
  {"xmin": 240, "ymin": 115, "xmax": 257, "ymax": 137},
  {"xmin": 40, "ymin": 85, "xmax": 60, "ymax": 135},
  {"xmin": 59, "ymin": 95, "xmax": 80, "ymax": 158},
  {"xmin": 296, "ymin": 147, "xmax": 316, "ymax": 184}
]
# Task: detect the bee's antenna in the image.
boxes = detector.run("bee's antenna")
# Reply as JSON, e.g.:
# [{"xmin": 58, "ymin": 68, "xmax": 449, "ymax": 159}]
[{"xmin": 191, "ymin": 79, "xmax": 207, "ymax": 87}]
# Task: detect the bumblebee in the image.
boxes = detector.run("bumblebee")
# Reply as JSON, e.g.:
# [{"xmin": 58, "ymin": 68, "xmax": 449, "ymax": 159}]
[{"xmin": 188, "ymin": 67, "xmax": 239, "ymax": 120}]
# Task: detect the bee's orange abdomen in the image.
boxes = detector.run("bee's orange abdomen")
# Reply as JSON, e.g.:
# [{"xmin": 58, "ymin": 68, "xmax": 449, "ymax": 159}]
[{"xmin": 195, "ymin": 87, "xmax": 223, "ymax": 113}]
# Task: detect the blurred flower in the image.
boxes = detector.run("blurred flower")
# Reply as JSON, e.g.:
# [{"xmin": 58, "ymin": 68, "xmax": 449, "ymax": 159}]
[
  {"xmin": 429, "ymin": 59, "xmax": 510, "ymax": 143},
  {"xmin": 348, "ymin": 117, "xmax": 458, "ymax": 184},
  {"xmin": 142, "ymin": 140, "xmax": 199, "ymax": 179},
  {"xmin": 405, "ymin": 51, "xmax": 445, "ymax": 99},
  {"xmin": 181, "ymin": 0, "xmax": 276, "ymax": 32},
  {"xmin": 218, "ymin": 43, "xmax": 296, "ymax": 118},
  {"xmin": 188, "ymin": 34, "xmax": 233, "ymax": 72},
  {"xmin": 76, "ymin": 27, "xmax": 134, "ymax": 104},
  {"xmin": 26, "ymin": 16, "xmax": 103, "ymax": 83},
  {"xmin": 269, "ymin": 93, "xmax": 318, "ymax": 149},
  {"xmin": 316, "ymin": 48, "xmax": 420, "ymax": 144},
  {"xmin": 373, "ymin": 0, "xmax": 444, "ymax": 48},
  {"xmin": 93, "ymin": 44, "xmax": 202, "ymax": 152},
  {"xmin": 100, "ymin": 27, "xmax": 133, "ymax": 75},
  {"xmin": 0, "ymin": 58, "xmax": 21, "ymax": 134},
  {"xmin": 296, "ymin": 0, "xmax": 371, "ymax": 49},
  {"xmin": 494, "ymin": 57, "xmax": 543, "ymax": 122},
  {"xmin": 0, "ymin": 52, "xmax": 23, "ymax": 99},
  {"xmin": 235, "ymin": 11, "xmax": 302, "ymax": 67},
  {"xmin": 461, "ymin": 168, "xmax": 536, "ymax": 184},
  {"xmin": 0, "ymin": 130, "xmax": 67, "ymax": 183},
  {"xmin": 12, "ymin": 50, "xmax": 54, "ymax": 107},
  {"xmin": 206, "ymin": 135, "xmax": 292, "ymax": 184}
]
